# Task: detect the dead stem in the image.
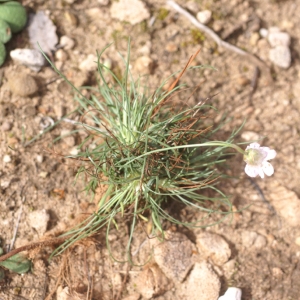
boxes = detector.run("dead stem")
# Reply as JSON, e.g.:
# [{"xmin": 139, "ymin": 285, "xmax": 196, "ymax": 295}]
[{"xmin": 0, "ymin": 237, "xmax": 68, "ymax": 262}]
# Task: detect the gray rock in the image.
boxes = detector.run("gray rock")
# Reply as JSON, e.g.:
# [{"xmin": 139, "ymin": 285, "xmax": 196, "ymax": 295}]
[
  {"xmin": 269, "ymin": 45, "xmax": 291, "ymax": 69},
  {"xmin": 152, "ymin": 231, "xmax": 195, "ymax": 283},
  {"xmin": 10, "ymin": 49, "xmax": 46, "ymax": 72}
]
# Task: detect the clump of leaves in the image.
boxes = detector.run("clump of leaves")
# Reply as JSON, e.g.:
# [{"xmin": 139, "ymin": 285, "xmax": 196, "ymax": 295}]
[
  {"xmin": 43, "ymin": 43, "xmax": 242, "ymax": 262},
  {"xmin": 0, "ymin": 248, "xmax": 31, "ymax": 275}
]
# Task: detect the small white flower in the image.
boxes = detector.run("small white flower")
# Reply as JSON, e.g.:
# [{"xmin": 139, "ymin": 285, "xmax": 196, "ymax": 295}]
[
  {"xmin": 243, "ymin": 142, "xmax": 276, "ymax": 179},
  {"xmin": 218, "ymin": 287, "xmax": 242, "ymax": 300}
]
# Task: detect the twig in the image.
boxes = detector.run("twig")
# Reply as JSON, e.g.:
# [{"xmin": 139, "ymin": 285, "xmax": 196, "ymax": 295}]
[
  {"xmin": 10, "ymin": 200, "xmax": 24, "ymax": 251},
  {"xmin": 167, "ymin": 1, "xmax": 272, "ymax": 82},
  {"xmin": 0, "ymin": 237, "xmax": 68, "ymax": 262}
]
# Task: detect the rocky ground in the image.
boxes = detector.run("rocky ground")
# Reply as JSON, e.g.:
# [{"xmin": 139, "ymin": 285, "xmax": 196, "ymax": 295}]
[{"xmin": 1, "ymin": 0, "xmax": 300, "ymax": 299}]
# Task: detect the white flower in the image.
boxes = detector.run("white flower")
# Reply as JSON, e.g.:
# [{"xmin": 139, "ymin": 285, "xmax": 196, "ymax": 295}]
[
  {"xmin": 243, "ymin": 142, "xmax": 276, "ymax": 179},
  {"xmin": 218, "ymin": 287, "xmax": 242, "ymax": 300}
]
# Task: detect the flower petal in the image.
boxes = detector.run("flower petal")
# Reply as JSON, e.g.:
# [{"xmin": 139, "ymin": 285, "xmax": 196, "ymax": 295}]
[
  {"xmin": 262, "ymin": 162, "xmax": 274, "ymax": 176},
  {"xmin": 257, "ymin": 168, "xmax": 265, "ymax": 179},
  {"xmin": 245, "ymin": 164, "xmax": 259, "ymax": 177},
  {"xmin": 266, "ymin": 149, "xmax": 277, "ymax": 160},
  {"xmin": 249, "ymin": 142, "xmax": 260, "ymax": 149}
]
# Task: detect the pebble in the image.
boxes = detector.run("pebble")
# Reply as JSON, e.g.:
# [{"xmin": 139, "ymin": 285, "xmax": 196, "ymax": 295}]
[
  {"xmin": 79, "ymin": 54, "xmax": 98, "ymax": 72},
  {"xmin": 28, "ymin": 209, "xmax": 50, "ymax": 236},
  {"xmin": 218, "ymin": 287, "xmax": 242, "ymax": 300},
  {"xmin": 134, "ymin": 56, "xmax": 152, "ymax": 74},
  {"xmin": 249, "ymin": 32, "xmax": 260, "ymax": 46},
  {"xmin": 135, "ymin": 264, "xmax": 170, "ymax": 299},
  {"xmin": 64, "ymin": 11, "xmax": 78, "ymax": 26},
  {"xmin": 39, "ymin": 171, "xmax": 48, "ymax": 178},
  {"xmin": 241, "ymin": 231, "xmax": 258, "ymax": 248},
  {"xmin": 241, "ymin": 131, "xmax": 260, "ymax": 141},
  {"xmin": 269, "ymin": 45, "xmax": 291, "ymax": 69},
  {"xmin": 212, "ymin": 20, "xmax": 223, "ymax": 32},
  {"xmin": 185, "ymin": 1, "xmax": 199, "ymax": 13},
  {"xmin": 60, "ymin": 35, "xmax": 75, "ymax": 50},
  {"xmin": 56, "ymin": 286, "xmax": 71, "ymax": 300},
  {"xmin": 110, "ymin": 0, "xmax": 150, "ymax": 25},
  {"xmin": 241, "ymin": 231, "xmax": 267, "ymax": 249},
  {"xmin": 165, "ymin": 42, "xmax": 178, "ymax": 53},
  {"xmin": 69, "ymin": 147, "xmax": 79, "ymax": 156},
  {"xmin": 196, "ymin": 232, "xmax": 231, "ymax": 265},
  {"xmin": 1, "ymin": 121, "xmax": 12, "ymax": 131},
  {"xmin": 236, "ymin": 75, "xmax": 250, "ymax": 86},
  {"xmin": 259, "ymin": 28, "xmax": 268, "ymax": 38},
  {"xmin": 268, "ymin": 182, "xmax": 300, "ymax": 227},
  {"xmin": 196, "ymin": 10, "xmax": 212, "ymax": 25},
  {"xmin": 180, "ymin": 262, "xmax": 220, "ymax": 300},
  {"xmin": 36, "ymin": 155, "xmax": 44, "ymax": 163},
  {"xmin": 268, "ymin": 30, "xmax": 291, "ymax": 47},
  {"xmin": 8, "ymin": 73, "xmax": 38, "ymax": 97},
  {"xmin": 295, "ymin": 237, "xmax": 300, "ymax": 246},
  {"xmin": 122, "ymin": 293, "xmax": 141, "ymax": 300},
  {"xmin": 152, "ymin": 231, "xmax": 195, "ymax": 283},
  {"xmin": 97, "ymin": 0, "xmax": 109, "ymax": 5},
  {"xmin": 60, "ymin": 129, "xmax": 75, "ymax": 147},
  {"xmin": 55, "ymin": 49, "xmax": 68, "ymax": 62},
  {"xmin": 10, "ymin": 49, "xmax": 46, "ymax": 72},
  {"xmin": 3, "ymin": 155, "xmax": 11, "ymax": 163}
]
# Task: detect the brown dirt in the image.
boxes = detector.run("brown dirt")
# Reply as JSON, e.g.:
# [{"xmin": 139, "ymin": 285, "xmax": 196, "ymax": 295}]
[{"xmin": 1, "ymin": 0, "xmax": 300, "ymax": 299}]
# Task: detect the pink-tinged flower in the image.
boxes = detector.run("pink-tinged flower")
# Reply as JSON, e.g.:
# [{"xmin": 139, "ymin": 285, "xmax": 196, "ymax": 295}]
[{"xmin": 243, "ymin": 142, "xmax": 276, "ymax": 179}]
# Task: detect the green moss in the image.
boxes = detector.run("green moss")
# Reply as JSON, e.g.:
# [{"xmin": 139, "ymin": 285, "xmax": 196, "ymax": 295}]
[
  {"xmin": 157, "ymin": 8, "xmax": 169, "ymax": 20},
  {"xmin": 190, "ymin": 28, "xmax": 206, "ymax": 44}
]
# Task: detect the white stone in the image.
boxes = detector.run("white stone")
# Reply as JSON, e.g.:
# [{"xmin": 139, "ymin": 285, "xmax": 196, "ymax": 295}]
[
  {"xmin": 10, "ymin": 48, "xmax": 46, "ymax": 72},
  {"xmin": 295, "ymin": 237, "xmax": 300, "ymax": 246},
  {"xmin": 241, "ymin": 131, "xmax": 260, "ymax": 141},
  {"xmin": 1, "ymin": 121, "xmax": 12, "ymax": 131},
  {"xmin": 3, "ymin": 155, "xmax": 11, "ymax": 163},
  {"xmin": 60, "ymin": 35, "xmax": 75, "ymax": 50},
  {"xmin": 36, "ymin": 155, "xmax": 44, "ymax": 163},
  {"xmin": 69, "ymin": 147, "xmax": 79, "ymax": 156},
  {"xmin": 196, "ymin": 10, "xmax": 212, "ymax": 25},
  {"xmin": 259, "ymin": 28, "xmax": 268, "ymax": 38},
  {"xmin": 79, "ymin": 54, "xmax": 97, "ymax": 71},
  {"xmin": 55, "ymin": 49, "xmax": 68, "ymax": 62},
  {"xmin": 269, "ymin": 45, "xmax": 291, "ymax": 69},
  {"xmin": 180, "ymin": 262, "xmax": 221, "ymax": 300},
  {"xmin": 268, "ymin": 31, "xmax": 291, "ymax": 47},
  {"xmin": 97, "ymin": 0, "xmax": 109, "ymax": 5},
  {"xmin": 196, "ymin": 232, "xmax": 231, "ymax": 265},
  {"xmin": 134, "ymin": 56, "xmax": 152, "ymax": 74},
  {"xmin": 110, "ymin": 0, "xmax": 150, "ymax": 25},
  {"xmin": 29, "ymin": 209, "xmax": 50, "ymax": 236},
  {"xmin": 218, "ymin": 287, "xmax": 242, "ymax": 300}
]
